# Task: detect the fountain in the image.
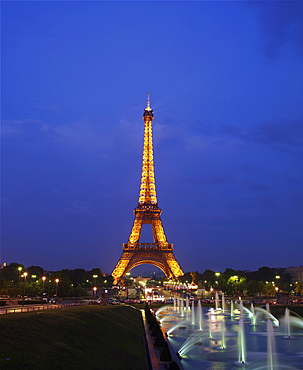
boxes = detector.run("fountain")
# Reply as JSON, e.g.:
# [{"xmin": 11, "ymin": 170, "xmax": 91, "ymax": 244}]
[
  {"xmin": 191, "ymin": 300, "xmax": 195, "ymax": 326},
  {"xmin": 197, "ymin": 300, "xmax": 203, "ymax": 331},
  {"xmin": 157, "ymin": 300, "xmax": 303, "ymax": 369},
  {"xmin": 254, "ymin": 306, "xmax": 279, "ymax": 327},
  {"xmin": 180, "ymin": 298, "xmax": 184, "ymax": 317},
  {"xmin": 285, "ymin": 307, "xmax": 291, "ymax": 338},
  {"xmin": 222, "ymin": 293, "xmax": 226, "ymax": 313},
  {"xmin": 185, "ymin": 297, "xmax": 190, "ymax": 320},
  {"xmin": 267, "ymin": 319, "xmax": 276, "ymax": 370},
  {"xmin": 215, "ymin": 292, "xmax": 220, "ymax": 310},
  {"xmin": 230, "ymin": 300, "xmax": 234, "ymax": 317},
  {"xmin": 238, "ymin": 318, "xmax": 246, "ymax": 364}
]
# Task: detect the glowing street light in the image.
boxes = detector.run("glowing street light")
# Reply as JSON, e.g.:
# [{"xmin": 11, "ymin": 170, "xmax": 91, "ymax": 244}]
[
  {"xmin": 215, "ymin": 272, "xmax": 220, "ymax": 289},
  {"xmin": 233, "ymin": 276, "xmax": 238, "ymax": 296},
  {"xmin": 42, "ymin": 276, "xmax": 46, "ymax": 304},
  {"xmin": 17, "ymin": 266, "xmax": 23, "ymax": 296},
  {"xmin": 93, "ymin": 286, "xmax": 97, "ymax": 298},
  {"xmin": 18, "ymin": 266, "xmax": 22, "ymax": 282},
  {"xmin": 55, "ymin": 278, "xmax": 59, "ymax": 298},
  {"xmin": 22, "ymin": 272, "xmax": 28, "ymax": 305}
]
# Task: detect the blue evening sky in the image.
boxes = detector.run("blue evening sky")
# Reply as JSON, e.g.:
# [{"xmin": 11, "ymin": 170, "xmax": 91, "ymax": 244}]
[{"xmin": 2, "ymin": 1, "xmax": 303, "ymax": 274}]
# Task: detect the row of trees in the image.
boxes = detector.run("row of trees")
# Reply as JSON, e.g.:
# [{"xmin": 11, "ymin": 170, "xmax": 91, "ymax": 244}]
[
  {"xmin": 178, "ymin": 267, "xmax": 303, "ymax": 296},
  {"xmin": 0, "ymin": 263, "xmax": 113, "ymax": 298},
  {"xmin": 1, "ymin": 263, "xmax": 303, "ymax": 298}
]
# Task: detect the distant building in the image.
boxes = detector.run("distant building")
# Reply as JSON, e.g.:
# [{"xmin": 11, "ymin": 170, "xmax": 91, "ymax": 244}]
[
  {"xmin": 285, "ymin": 266, "xmax": 303, "ymax": 282},
  {"xmin": 133, "ymin": 275, "xmax": 150, "ymax": 285}
]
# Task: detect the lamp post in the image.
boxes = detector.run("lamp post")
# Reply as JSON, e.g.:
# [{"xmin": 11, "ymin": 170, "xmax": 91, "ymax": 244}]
[
  {"xmin": 18, "ymin": 266, "xmax": 22, "ymax": 297},
  {"xmin": 93, "ymin": 286, "xmax": 97, "ymax": 298},
  {"xmin": 215, "ymin": 272, "xmax": 220, "ymax": 290},
  {"xmin": 22, "ymin": 272, "xmax": 28, "ymax": 305},
  {"xmin": 233, "ymin": 276, "xmax": 238, "ymax": 297},
  {"xmin": 18, "ymin": 266, "xmax": 22, "ymax": 283},
  {"xmin": 55, "ymin": 278, "xmax": 59, "ymax": 300},
  {"xmin": 42, "ymin": 276, "xmax": 46, "ymax": 304}
]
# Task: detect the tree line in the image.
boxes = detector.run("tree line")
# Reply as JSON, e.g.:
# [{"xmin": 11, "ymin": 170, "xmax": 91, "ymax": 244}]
[
  {"xmin": 1, "ymin": 263, "xmax": 303, "ymax": 298},
  {"xmin": 179, "ymin": 267, "xmax": 303, "ymax": 296},
  {"xmin": 0, "ymin": 262, "xmax": 113, "ymax": 298}
]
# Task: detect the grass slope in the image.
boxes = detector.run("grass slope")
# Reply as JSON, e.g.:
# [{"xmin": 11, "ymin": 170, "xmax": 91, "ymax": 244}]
[{"xmin": 0, "ymin": 305, "xmax": 148, "ymax": 370}]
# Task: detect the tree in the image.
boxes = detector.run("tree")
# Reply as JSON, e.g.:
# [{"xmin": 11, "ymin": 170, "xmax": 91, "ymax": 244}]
[
  {"xmin": 89, "ymin": 268, "xmax": 105, "ymax": 277},
  {"xmin": 200, "ymin": 269, "xmax": 216, "ymax": 287},
  {"xmin": 0, "ymin": 263, "xmax": 25, "ymax": 282},
  {"xmin": 60, "ymin": 269, "xmax": 89, "ymax": 287},
  {"xmin": 27, "ymin": 265, "xmax": 44, "ymax": 277},
  {"xmin": 178, "ymin": 272, "xmax": 191, "ymax": 284},
  {"xmin": 246, "ymin": 280, "xmax": 264, "ymax": 296},
  {"xmin": 226, "ymin": 275, "xmax": 246, "ymax": 296},
  {"xmin": 294, "ymin": 282, "xmax": 303, "ymax": 295},
  {"xmin": 253, "ymin": 266, "xmax": 275, "ymax": 282}
]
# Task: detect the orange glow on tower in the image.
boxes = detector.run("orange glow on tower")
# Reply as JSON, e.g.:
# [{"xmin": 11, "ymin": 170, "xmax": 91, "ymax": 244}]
[{"xmin": 112, "ymin": 95, "xmax": 183, "ymax": 285}]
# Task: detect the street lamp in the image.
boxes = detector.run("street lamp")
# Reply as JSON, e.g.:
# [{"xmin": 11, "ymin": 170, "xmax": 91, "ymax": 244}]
[
  {"xmin": 93, "ymin": 286, "xmax": 97, "ymax": 298},
  {"xmin": 55, "ymin": 278, "xmax": 59, "ymax": 299},
  {"xmin": 42, "ymin": 276, "xmax": 46, "ymax": 304},
  {"xmin": 18, "ymin": 266, "xmax": 22, "ymax": 283},
  {"xmin": 23, "ymin": 272, "xmax": 28, "ymax": 305},
  {"xmin": 233, "ymin": 276, "xmax": 238, "ymax": 296},
  {"xmin": 18, "ymin": 266, "xmax": 23, "ymax": 297},
  {"xmin": 215, "ymin": 272, "xmax": 220, "ymax": 290}
]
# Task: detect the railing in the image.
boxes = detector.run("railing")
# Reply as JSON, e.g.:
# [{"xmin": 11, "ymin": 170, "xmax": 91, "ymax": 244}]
[
  {"xmin": 0, "ymin": 302, "xmax": 85, "ymax": 315},
  {"xmin": 123, "ymin": 243, "xmax": 173, "ymax": 250}
]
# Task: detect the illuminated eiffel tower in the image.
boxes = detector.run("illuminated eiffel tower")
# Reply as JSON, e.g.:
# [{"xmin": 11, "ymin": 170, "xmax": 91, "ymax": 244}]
[{"xmin": 112, "ymin": 94, "xmax": 184, "ymax": 285}]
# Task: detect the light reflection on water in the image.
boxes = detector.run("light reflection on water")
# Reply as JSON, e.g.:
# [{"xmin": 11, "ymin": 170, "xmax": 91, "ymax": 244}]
[{"xmin": 157, "ymin": 304, "xmax": 303, "ymax": 370}]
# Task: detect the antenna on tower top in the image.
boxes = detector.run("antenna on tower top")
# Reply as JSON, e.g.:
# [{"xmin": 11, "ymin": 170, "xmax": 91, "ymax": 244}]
[{"xmin": 146, "ymin": 93, "xmax": 151, "ymax": 110}]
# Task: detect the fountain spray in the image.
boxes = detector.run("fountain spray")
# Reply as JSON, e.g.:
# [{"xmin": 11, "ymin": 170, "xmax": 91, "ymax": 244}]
[{"xmin": 238, "ymin": 318, "xmax": 246, "ymax": 364}]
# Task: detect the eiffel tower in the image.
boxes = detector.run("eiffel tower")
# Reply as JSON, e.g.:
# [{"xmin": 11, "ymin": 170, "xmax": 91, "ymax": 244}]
[{"xmin": 112, "ymin": 94, "xmax": 184, "ymax": 285}]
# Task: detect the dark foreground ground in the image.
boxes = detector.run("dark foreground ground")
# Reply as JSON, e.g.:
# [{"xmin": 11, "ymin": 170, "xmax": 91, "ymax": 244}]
[{"xmin": 0, "ymin": 305, "xmax": 149, "ymax": 370}]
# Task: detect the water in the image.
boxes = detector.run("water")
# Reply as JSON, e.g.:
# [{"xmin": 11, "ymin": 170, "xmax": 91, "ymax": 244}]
[{"xmin": 156, "ymin": 301, "xmax": 303, "ymax": 369}]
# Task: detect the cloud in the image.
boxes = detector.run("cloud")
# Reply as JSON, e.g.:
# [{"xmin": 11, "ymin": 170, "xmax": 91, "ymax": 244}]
[
  {"xmin": 243, "ymin": 181, "xmax": 271, "ymax": 192},
  {"xmin": 187, "ymin": 173, "xmax": 235, "ymax": 186},
  {"xmin": 250, "ymin": 119, "xmax": 303, "ymax": 147},
  {"xmin": 2, "ymin": 116, "xmax": 125, "ymax": 155},
  {"xmin": 1, "ymin": 119, "xmax": 45, "ymax": 137},
  {"xmin": 252, "ymin": 2, "xmax": 303, "ymax": 60},
  {"xmin": 189, "ymin": 118, "xmax": 303, "ymax": 155},
  {"xmin": 60, "ymin": 201, "xmax": 96, "ymax": 217},
  {"xmin": 36, "ymin": 105, "xmax": 63, "ymax": 114},
  {"xmin": 283, "ymin": 173, "xmax": 300, "ymax": 185}
]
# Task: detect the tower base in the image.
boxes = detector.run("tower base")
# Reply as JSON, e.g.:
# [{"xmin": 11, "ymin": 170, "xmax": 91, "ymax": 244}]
[{"xmin": 112, "ymin": 244, "xmax": 183, "ymax": 285}]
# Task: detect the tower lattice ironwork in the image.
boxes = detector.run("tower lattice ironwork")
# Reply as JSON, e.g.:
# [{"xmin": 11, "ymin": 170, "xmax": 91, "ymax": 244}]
[{"xmin": 112, "ymin": 94, "xmax": 184, "ymax": 285}]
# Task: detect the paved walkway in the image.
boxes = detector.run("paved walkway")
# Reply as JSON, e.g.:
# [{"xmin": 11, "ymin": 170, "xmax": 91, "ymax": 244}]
[
  {"xmin": 141, "ymin": 307, "xmax": 184, "ymax": 370},
  {"xmin": 0, "ymin": 303, "xmax": 76, "ymax": 315}
]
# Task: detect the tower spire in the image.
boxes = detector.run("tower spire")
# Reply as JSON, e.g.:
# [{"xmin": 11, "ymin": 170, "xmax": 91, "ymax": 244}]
[{"xmin": 146, "ymin": 93, "xmax": 152, "ymax": 111}]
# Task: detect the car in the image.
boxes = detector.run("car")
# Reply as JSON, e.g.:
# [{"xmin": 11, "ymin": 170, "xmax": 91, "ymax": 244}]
[{"xmin": 165, "ymin": 299, "xmax": 174, "ymax": 304}]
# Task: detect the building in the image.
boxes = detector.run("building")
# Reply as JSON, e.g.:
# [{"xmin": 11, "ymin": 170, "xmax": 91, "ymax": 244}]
[{"xmin": 285, "ymin": 266, "xmax": 303, "ymax": 283}]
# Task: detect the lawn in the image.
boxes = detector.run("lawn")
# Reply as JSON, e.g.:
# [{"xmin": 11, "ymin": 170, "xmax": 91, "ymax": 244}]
[{"xmin": 0, "ymin": 305, "xmax": 149, "ymax": 370}]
